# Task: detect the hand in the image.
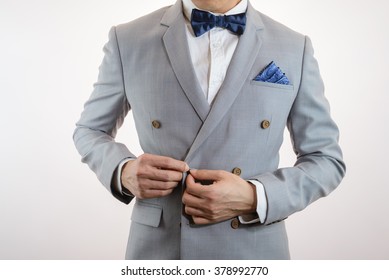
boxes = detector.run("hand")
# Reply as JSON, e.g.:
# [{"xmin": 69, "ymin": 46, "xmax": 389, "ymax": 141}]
[
  {"xmin": 183, "ymin": 169, "xmax": 257, "ymax": 225},
  {"xmin": 121, "ymin": 153, "xmax": 189, "ymax": 199}
]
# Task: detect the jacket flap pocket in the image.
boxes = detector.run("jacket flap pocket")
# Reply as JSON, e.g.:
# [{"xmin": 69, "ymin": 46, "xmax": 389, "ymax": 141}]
[{"xmin": 131, "ymin": 200, "xmax": 162, "ymax": 227}]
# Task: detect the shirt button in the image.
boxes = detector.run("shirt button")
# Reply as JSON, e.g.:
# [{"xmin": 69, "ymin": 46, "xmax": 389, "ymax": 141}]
[
  {"xmin": 261, "ymin": 120, "xmax": 271, "ymax": 129},
  {"xmin": 231, "ymin": 218, "xmax": 240, "ymax": 229},
  {"xmin": 232, "ymin": 167, "xmax": 242, "ymax": 176},
  {"xmin": 152, "ymin": 120, "xmax": 161, "ymax": 129}
]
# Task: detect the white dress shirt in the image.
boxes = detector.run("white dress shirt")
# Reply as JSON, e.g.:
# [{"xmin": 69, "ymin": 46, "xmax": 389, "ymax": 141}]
[{"xmin": 115, "ymin": 0, "xmax": 267, "ymax": 224}]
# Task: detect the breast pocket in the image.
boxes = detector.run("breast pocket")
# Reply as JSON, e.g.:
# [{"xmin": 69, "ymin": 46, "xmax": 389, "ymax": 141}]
[
  {"xmin": 247, "ymin": 80, "xmax": 296, "ymax": 116},
  {"xmin": 250, "ymin": 80, "xmax": 294, "ymax": 91}
]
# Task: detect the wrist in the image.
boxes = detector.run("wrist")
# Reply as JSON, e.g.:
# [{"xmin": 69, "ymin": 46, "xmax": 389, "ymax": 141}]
[
  {"xmin": 239, "ymin": 181, "xmax": 257, "ymax": 215},
  {"xmin": 247, "ymin": 181, "xmax": 257, "ymax": 213},
  {"xmin": 120, "ymin": 159, "xmax": 136, "ymax": 194}
]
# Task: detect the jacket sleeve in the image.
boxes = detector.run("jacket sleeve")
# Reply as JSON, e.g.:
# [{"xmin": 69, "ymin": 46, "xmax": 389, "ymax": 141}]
[
  {"xmin": 73, "ymin": 26, "xmax": 135, "ymax": 204},
  {"xmin": 254, "ymin": 36, "xmax": 346, "ymax": 225}
]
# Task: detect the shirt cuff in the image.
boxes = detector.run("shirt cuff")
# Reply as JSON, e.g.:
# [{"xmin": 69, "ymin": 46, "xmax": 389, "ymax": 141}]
[
  {"xmin": 238, "ymin": 179, "xmax": 267, "ymax": 224},
  {"xmin": 113, "ymin": 158, "xmax": 135, "ymax": 197}
]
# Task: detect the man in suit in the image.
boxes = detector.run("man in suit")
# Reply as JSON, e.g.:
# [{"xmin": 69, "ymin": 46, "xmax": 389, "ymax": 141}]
[{"xmin": 73, "ymin": 0, "xmax": 345, "ymax": 259}]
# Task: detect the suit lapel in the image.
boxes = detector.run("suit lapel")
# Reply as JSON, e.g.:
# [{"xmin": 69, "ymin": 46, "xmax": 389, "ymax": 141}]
[
  {"xmin": 185, "ymin": 3, "xmax": 265, "ymax": 162},
  {"xmin": 161, "ymin": 1, "xmax": 210, "ymax": 122}
]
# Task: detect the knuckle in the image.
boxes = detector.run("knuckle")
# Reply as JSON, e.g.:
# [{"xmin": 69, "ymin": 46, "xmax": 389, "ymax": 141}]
[
  {"xmin": 137, "ymin": 154, "xmax": 150, "ymax": 165},
  {"xmin": 137, "ymin": 164, "xmax": 152, "ymax": 177},
  {"xmin": 164, "ymin": 157, "xmax": 171, "ymax": 164},
  {"xmin": 173, "ymin": 171, "xmax": 182, "ymax": 181},
  {"xmin": 207, "ymin": 204, "xmax": 217, "ymax": 214},
  {"xmin": 206, "ymin": 201, "xmax": 219, "ymax": 214},
  {"xmin": 138, "ymin": 189, "xmax": 147, "ymax": 198},
  {"xmin": 137, "ymin": 154, "xmax": 145, "ymax": 163},
  {"xmin": 135, "ymin": 169, "xmax": 143, "ymax": 177},
  {"xmin": 185, "ymin": 206, "xmax": 194, "ymax": 215},
  {"xmin": 137, "ymin": 193, "xmax": 145, "ymax": 199},
  {"xmin": 161, "ymin": 157, "xmax": 171, "ymax": 168},
  {"xmin": 160, "ymin": 171, "xmax": 171, "ymax": 181},
  {"xmin": 179, "ymin": 162, "xmax": 187, "ymax": 172},
  {"xmin": 173, "ymin": 172, "xmax": 182, "ymax": 182},
  {"xmin": 182, "ymin": 192, "xmax": 190, "ymax": 204}
]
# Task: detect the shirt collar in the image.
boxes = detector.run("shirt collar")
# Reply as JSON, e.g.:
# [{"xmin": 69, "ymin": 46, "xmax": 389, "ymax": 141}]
[{"xmin": 182, "ymin": 0, "xmax": 248, "ymax": 20}]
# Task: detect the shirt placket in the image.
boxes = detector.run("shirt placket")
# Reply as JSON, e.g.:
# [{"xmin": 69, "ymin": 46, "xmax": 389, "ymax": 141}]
[{"xmin": 208, "ymin": 28, "xmax": 225, "ymax": 104}]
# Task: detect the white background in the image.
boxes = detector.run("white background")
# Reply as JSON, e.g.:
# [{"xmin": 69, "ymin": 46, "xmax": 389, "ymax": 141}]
[{"xmin": 0, "ymin": 0, "xmax": 388, "ymax": 259}]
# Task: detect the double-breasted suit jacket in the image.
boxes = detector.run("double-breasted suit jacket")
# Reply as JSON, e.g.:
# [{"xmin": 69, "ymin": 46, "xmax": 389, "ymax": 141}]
[{"xmin": 74, "ymin": 0, "xmax": 345, "ymax": 259}]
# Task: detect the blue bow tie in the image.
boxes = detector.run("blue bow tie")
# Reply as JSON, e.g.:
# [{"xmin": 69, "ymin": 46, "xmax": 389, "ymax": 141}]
[{"xmin": 190, "ymin": 8, "xmax": 246, "ymax": 37}]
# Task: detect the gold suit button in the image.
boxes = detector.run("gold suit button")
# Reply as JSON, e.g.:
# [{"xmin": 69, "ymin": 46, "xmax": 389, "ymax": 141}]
[
  {"xmin": 261, "ymin": 120, "xmax": 271, "ymax": 129},
  {"xmin": 232, "ymin": 167, "xmax": 242, "ymax": 176},
  {"xmin": 152, "ymin": 120, "xmax": 161, "ymax": 129},
  {"xmin": 231, "ymin": 218, "xmax": 240, "ymax": 229}
]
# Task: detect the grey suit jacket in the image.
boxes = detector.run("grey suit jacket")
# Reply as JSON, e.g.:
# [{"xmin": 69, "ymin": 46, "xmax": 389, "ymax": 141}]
[{"xmin": 73, "ymin": 0, "xmax": 345, "ymax": 259}]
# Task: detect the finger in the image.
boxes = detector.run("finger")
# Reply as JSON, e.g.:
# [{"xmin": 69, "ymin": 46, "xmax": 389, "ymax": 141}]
[
  {"xmin": 139, "ymin": 178, "xmax": 178, "ymax": 191},
  {"xmin": 185, "ymin": 174, "xmax": 207, "ymax": 197},
  {"xmin": 140, "ymin": 166, "xmax": 184, "ymax": 182},
  {"xmin": 184, "ymin": 205, "xmax": 206, "ymax": 217},
  {"xmin": 192, "ymin": 216, "xmax": 214, "ymax": 225},
  {"xmin": 189, "ymin": 169, "xmax": 226, "ymax": 181},
  {"xmin": 182, "ymin": 189, "xmax": 204, "ymax": 206},
  {"xmin": 137, "ymin": 188, "xmax": 174, "ymax": 199},
  {"xmin": 185, "ymin": 173, "xmax": 201, "ymax": 187},
  {"xmin": 140, "ymin": 154, "xmax": 189, "ymax": 172},
  {"xmin": 185, "ymin": 205, "xmax": 226, "ymax": 224}
]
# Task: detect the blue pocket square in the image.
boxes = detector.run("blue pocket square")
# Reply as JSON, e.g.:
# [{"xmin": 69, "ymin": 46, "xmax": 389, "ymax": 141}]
[{"xmin": 254, "ymin": 61, "xmax": 290, "ymax": 85}]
